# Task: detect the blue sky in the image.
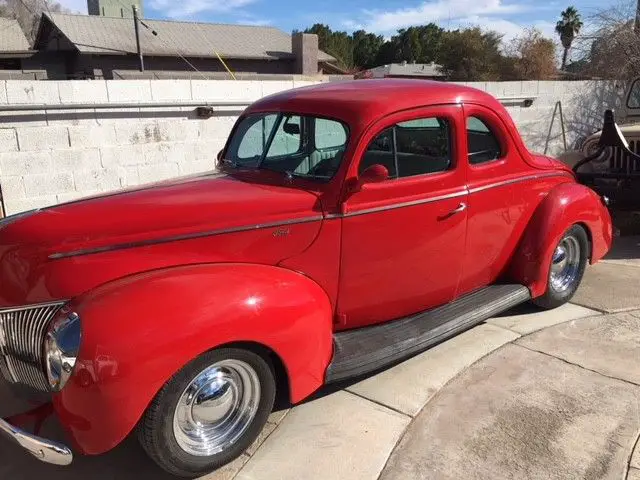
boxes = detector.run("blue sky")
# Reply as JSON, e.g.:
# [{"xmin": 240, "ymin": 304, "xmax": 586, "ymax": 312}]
[{"xmin": 58, "ymin": 0, "xmax": 615, "ymax": 42}]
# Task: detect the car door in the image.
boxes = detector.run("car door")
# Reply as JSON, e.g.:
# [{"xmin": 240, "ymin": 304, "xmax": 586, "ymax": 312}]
[
  {"xmin": 457, "ymin": 104, "xmax": 534, "ymax": 295},
  {"xmin": 337, "ymin": 105, "xmax": 468, "ymax": 330}
]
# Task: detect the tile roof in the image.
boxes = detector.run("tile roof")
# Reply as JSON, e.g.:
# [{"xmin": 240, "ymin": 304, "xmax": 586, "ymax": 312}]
[
  {"xmin": 0, "ymin": 18, "xmax": 30, "ymax": 51},
  {"xmin": 41, "ymin": 13, "xmax": 335, "ymax": 62}
]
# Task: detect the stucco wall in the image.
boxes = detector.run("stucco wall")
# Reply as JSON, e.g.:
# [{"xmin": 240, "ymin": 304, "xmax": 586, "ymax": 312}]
[{"xmin": 0, "ymin": 79, "xmax": 626, "ymax": 217}]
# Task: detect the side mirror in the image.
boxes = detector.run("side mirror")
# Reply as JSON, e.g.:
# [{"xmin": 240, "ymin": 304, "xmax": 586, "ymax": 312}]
[{"xmin": 355, "ymin": 164, "xmax": 389, "ymax": 190}]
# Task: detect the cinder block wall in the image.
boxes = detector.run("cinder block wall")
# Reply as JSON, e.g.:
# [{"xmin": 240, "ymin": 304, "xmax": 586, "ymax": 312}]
[
  {"xmin": 460, "ymin": 80, "xmax": 623, "ymax": 156},
  {"xmin": 0, "ymin": 79, "xmax": 624, "ymax": 216},
  {"xmin": 0, "ymin": 78, "xmax": 324, "ymax": 216}
]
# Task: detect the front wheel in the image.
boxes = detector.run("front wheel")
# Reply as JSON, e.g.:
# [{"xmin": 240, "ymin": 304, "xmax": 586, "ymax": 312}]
[
  {"xmin": 138, "ymin": 348, "xmax": 276, "ymax": 478},
  {"xmin": 532, "ymin": 224, "xmax": 589, "ymax": 310}
]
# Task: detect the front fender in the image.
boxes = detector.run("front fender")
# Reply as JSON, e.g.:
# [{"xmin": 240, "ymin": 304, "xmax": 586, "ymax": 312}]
[
  {"xmin": 509, "ymin": 182, "xmax": 613, "ymax": 297},
  {"xmin": 53, "ymin": 263, "xmax": 333, "ymax": 455}
]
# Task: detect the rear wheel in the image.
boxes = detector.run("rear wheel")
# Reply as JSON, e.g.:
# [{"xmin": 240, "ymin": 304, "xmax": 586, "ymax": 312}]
[
  {"xmin": 533, "ymin": 224, "xmax": 589, "ymax": 310},
  {"xmin": 138, "ymin": 348, "xmax": 276, "ymax": 478}
]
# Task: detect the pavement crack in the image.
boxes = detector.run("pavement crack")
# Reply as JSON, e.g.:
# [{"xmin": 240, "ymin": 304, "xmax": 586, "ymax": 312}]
[
  {"xmin": 567, "ymin": 301, "xmax": 609, "ymax": 314},
  {"xmin": 515, "ymin": 344, "xmax": 640, "ymax": 389},
  {"xmin": 625, "ymin": 431, "xmax": 640, "ymax": 480},
  {"xmin": 344, "ymin": 389, "xmax": 412, "ymax": 419}
]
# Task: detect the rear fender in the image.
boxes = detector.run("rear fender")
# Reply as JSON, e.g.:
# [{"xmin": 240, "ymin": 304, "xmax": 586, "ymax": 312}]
[
  {"xmin": 53, "ymin": 263, "xmax": 333, "ymax": 455},
  {"xmin": 509, "ymin": 182, "xmax": 613, "ymax": 297}
]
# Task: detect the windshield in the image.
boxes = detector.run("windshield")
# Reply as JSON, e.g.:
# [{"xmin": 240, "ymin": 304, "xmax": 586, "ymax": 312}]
[{"xmin": 224, "ymin": 113, "xmax": 349, "ymax": 180}]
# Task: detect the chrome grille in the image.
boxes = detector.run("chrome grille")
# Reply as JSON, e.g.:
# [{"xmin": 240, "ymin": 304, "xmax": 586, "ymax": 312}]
[
  {"xmin": 610, "ymin": 140, "xmax": 640, "ymax": 173},
  {"xmin": 0, "ymin": 302, "xmax": 65, "ymax": 391}
]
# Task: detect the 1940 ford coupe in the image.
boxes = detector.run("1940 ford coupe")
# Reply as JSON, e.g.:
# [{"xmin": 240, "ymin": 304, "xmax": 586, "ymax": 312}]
[{"xmin": 0, "ymin": 79, "xmax": 613, "ymax": 477}]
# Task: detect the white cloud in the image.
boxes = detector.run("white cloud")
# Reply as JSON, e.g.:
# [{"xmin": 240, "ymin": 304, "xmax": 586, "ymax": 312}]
[
  {"xmin": 148, "ymin": 0, "xmax": 258, "ymax": 18},
  {"xmin": 339, "ymin": 0, "xmax": 561, "ymax": 52},
  {"xmin": 237, "ymin": 18, "xmax": 272, "ymax": 26},
  {"xmin": 358, "ymin": 0, "xmax": 531, "ymax": 34},
  {"xmin": 452, "ymin": 16, "xmax": 556, "ymax": 44},
  {"xmin": 56, "ymin": 0, "xmax": 88, "ymax": 14}
]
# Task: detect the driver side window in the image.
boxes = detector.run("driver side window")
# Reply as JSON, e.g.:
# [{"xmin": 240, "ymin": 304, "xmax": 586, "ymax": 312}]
[
  {"xmin": 359, "ymin": 116, "xmax": 452, "ymax": 179},
  {"xmin": 467, "ymin": 116, "xmax": 503, "ymax": 165}
]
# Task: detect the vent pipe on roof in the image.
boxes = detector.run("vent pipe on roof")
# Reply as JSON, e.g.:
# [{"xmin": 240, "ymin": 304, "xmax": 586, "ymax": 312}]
[{"xmin": 133, "ymin": 6, "xmax": 144, "ymax": 72}]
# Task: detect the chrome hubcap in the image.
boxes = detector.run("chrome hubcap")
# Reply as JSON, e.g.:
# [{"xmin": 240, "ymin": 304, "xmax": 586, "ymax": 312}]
[
  {"xmin": 173, "ymin": 360, "xmax": 260, "ymax": 456},
  {"xmin": 550, "ymin": 235, "xmax": 581, "ymax": 294}
]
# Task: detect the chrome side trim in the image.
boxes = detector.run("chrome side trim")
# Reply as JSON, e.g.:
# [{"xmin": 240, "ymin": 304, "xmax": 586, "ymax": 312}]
[
  {"xmin": 325, "ymin": 172, "xmax": 571, "ymax": 220},
  {"xmin": 468, "ymin": 172, "xmax": 572, "ymax": 194},
  {"xmin": 50, "ymin": 172, "xmax": 571, "ymax": 258},
  {"xmin": 0, "ymin": 417, "xmax": 73, "ymax": 466},
  {"xmin": 49, "ymin": 216, "xmax": 323, "ymax": 260},
  {"xmin": 342, "ymin": 190, "xmax": 468, "ymax": 218}
]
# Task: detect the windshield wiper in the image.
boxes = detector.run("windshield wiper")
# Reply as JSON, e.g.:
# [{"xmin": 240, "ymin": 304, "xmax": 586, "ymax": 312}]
[{"xmin": 285, "ymin": 171, "xmax": 330, "ymax": 181}]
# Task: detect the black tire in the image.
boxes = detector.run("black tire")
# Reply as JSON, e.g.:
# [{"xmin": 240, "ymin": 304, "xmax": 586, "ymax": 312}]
[
  {"xmin": 137, "ymin": 347, "xmax": 276, "ymax": 478},
  {"xmin": 532, "ymin": 224, "xmax": 589, "ymax": 310}
]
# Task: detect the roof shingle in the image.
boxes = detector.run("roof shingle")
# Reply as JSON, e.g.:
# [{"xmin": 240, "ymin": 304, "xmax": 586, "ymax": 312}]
[
  {"xmin": 0, "ymin": 18, "xmax": 30, "ymax": 51},
  {"xmin": 41, "ymin": 13, "xmax": 335, "ymax": 62}
]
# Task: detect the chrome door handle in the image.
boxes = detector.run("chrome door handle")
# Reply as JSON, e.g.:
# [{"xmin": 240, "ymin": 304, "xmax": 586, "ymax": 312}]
[{"xmin": 450, "ymin": 203, "xmax": 467, "ymax": 215}]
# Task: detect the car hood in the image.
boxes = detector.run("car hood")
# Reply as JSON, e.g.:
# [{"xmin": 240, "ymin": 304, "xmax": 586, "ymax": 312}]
[{"xmin": 0, "ymin": 172, "xmax": 323, "ymax": 258}]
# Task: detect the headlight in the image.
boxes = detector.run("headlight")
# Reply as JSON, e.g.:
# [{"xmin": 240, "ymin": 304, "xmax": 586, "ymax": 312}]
[{"xmin": 44, "ymin": 310, "xmax": 81, "ymax": 392}]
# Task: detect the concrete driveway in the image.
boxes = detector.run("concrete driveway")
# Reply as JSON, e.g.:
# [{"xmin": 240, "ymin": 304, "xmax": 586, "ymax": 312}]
[{"xmin": 1, "ymin": 236, "xmax": 639, "ymax": 480}]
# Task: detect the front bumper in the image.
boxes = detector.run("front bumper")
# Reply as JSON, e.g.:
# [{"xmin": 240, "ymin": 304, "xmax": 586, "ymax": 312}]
[{"xmin": 0, "ymin": 407, "xmax": 72, "ymax": 466}]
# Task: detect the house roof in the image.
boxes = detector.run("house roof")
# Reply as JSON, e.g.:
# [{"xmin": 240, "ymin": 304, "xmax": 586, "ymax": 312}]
[
  {"xmin": 0, "ymin": 18, "xmax": 30, "ymax": 51},
  {"xmin": 37, "ymin": 13, "xmax": 335, "ymax": 62},
  {"xmin": 360, "ymin": 62, "xmax": 444, "ymax": 78},
  {"xmin": 387, "ymin": 63, "xmax": 444, "ymax": 77}
]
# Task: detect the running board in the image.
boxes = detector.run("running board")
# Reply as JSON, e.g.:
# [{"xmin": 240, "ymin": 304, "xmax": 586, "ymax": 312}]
[{"xmin": 325, "ymin": 284, "xmax": 530, "ymax": 383}]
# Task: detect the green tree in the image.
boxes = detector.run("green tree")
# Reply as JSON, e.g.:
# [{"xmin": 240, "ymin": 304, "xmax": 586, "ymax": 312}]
[
  {"xmin": 555, "ymin": 6, "xmax": 583, "ymax": 70},
  {"xmin": 352, "ymin": 30, "xmax": 384, "ymax": 68},
  {"xmin": 302, "ymin": 24, "xmax": 332, "ymax": 50},
  {"xmin": 303, "ymin": 23, "xmax": 354, "ymax": 70},
  {"xmin": 373, "ymin": 24, "xmax": 444, "ymax": 66},
  {"xmin": 438, "ymin": 27, "xmax": 504, "ymax": 81},
  {"xmin": 396, "ymin": 24, "xmax": 444, "ymax": 63},
  {"xmin": 375, "ymin": 39, "xmax": 401, "ymax": 65}
]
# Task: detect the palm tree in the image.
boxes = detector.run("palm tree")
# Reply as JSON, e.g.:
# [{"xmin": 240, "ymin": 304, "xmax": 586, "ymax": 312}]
[{"xmin": 556, "ymin": 6, "xmax": 583, "ymax": 70}]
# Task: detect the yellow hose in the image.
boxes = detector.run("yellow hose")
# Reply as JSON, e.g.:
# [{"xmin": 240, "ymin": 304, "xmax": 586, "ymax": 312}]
[{"xmin": 214, "ymin": 50, "xmax": 237, "ymax": 80}]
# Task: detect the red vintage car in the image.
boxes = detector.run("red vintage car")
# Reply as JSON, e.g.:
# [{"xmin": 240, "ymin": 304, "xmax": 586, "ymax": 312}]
[{"xmin": 0, "ymin": 79, "xmax": 613, "ymax": 477}]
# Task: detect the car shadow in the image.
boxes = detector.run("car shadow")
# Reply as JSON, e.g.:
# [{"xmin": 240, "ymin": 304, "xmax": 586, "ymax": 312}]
[
  {"xmin": 0, "ymin": 422, "xmax": 174, "ymax": 480},
  {"xmin": 302, "ymin": 301, "xmax": 542, "ymax": 405},
  {"xmin": 605, "ymin": 233, "xmax": 640, "ymax": 261}
]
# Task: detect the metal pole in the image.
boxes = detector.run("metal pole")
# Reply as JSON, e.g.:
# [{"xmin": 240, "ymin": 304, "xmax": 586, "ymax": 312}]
[
  {"xmin": 544, "ymin": 102, "xmax": 557, "ymax": 155},
  {"xmin": 133, "ymin": 6, "xmax": 144, "ymax": 72},
  {"xmin": 558, "ymin": 101, "xmax": 568, "ymax": 152}
]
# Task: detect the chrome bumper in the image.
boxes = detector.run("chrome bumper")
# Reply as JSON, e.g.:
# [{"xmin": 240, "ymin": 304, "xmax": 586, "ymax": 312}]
[{"xmin": 0, "ymin": 416, "xmax": 73, "ymax": 466}]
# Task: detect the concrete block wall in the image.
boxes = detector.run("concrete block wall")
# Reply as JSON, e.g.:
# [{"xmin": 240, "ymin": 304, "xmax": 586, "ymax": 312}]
[
  {"xmin": 462, "ymin": 80, "xmax": 623, "ymax": 156},
  {"xmin": 0, "ymin": 78, "xmax": 328, "ymax": 216},
  {"xmin": 0, "ymin": 79, "xmax": 625, "ymax": 216}
]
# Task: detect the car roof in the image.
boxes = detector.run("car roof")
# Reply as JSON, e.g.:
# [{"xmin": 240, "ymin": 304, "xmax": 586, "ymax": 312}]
[{"xmin": 245, "ymin": 79, "xmax": 501, "ymax": 128}]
